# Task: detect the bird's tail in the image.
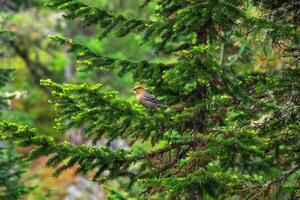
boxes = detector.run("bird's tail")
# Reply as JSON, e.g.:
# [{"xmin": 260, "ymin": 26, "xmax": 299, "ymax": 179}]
[{"xmin": 158, "ymin": 103, "xmax": 169, "ymax": 108}]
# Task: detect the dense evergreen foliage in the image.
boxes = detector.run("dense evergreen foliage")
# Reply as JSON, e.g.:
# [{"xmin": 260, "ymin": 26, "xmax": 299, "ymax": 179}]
[
  {"xmin": 0, "ymin": 144, "xmax": 31, "ymax": 200},
  {"xmin": 0, "ymin": 0, "xmax": 299, "ymax": 199},
  {"xmin": 0, "ymin": 68, "xmax": 31, "ymax": 200}
]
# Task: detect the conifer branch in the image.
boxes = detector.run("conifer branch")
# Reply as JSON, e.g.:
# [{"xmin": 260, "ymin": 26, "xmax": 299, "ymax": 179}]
[
  {"xmin": 46, "ymin": 0, "xmax": 159, "ymax": 40},
  {"xmin": 50, "ymin": 36, "xmax": 173, "ymax": 76}
]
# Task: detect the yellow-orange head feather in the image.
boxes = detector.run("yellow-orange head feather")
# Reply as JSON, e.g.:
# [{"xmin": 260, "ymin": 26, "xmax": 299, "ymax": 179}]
[{"xmin": 133, "ymin": 85, "xmax": 146, "ymax": 94}]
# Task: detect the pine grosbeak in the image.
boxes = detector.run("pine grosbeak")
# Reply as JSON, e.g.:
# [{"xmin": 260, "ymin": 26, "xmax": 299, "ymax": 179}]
[{"xmin": 133, "ymin": 86, "xmax": 167, "ymax": 108}]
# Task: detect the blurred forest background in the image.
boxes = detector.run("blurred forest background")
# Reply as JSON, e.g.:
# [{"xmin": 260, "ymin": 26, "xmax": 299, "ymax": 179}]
[
  {"xmin": 0, "ymin": 0, "xmax": 298, "ymax": 199},
  {"xmin": 0, "ymin": 0, "xmax": 157, "ymax": 199}
]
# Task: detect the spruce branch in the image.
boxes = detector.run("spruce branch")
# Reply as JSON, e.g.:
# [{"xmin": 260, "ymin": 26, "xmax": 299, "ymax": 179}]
[
  {"xmin": 50, "ymin": 35, "xmax": 173, "ymax": 76},
  {"xmin": 46, "ymin": 0, "xmax": 159, "ymax": 41}
]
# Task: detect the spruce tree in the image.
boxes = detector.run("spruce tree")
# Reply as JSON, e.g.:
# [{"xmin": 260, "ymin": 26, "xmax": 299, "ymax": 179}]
[{"xmin": 0, "ymin": 0, "xmax": 299, "ymax": 199}]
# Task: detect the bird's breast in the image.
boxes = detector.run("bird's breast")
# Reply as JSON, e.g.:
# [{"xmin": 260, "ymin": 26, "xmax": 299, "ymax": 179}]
[{"xmin": 136, "ymin": 94, "xmax": 143, "ymax": 103}]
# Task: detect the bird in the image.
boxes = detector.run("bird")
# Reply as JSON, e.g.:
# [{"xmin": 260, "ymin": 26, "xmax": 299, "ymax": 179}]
[{"xmin": 133, "ymin": 85, "xmax": 168, "ymax": 108}]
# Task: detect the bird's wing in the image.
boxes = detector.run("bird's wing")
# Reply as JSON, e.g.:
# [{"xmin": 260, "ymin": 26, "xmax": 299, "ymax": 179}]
[{"xmin": 143, "ymin": 92, "xmax": 162, "ymax": 103}]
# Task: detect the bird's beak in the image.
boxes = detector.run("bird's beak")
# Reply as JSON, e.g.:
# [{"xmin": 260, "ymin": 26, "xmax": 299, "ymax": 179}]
[{"xmin": 132, "ymin": 89, "xmax": 136, "ymax": 93}]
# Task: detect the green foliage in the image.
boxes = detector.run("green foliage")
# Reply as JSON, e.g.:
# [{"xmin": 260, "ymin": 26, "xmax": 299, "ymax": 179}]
[
  {"xmin": 0, "ymin": 5, "xmax": 69, "ymax": 136},
  {"xmin": 1, "ymin": 0, "xmax": 300, "ymax": 199},
  {"xmin": 0, "ymin": 144, "xmax": 31, "ymax": 200},
  {"xmin": 0, "ymin": 68, "xmax": 32, "ymax": 200},
  {"xmin": 0, "ymin": 68, "xmax": 14, "ymax": 108}
]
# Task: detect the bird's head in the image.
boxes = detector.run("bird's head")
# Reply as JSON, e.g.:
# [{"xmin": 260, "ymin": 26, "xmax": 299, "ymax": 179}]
[{"xmin": 133, "ymin": 85, "xmax": 145, "ymax": 94}]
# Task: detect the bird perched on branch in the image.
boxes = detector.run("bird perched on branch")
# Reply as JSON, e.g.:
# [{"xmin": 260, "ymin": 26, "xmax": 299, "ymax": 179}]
[{"xmin": 133, "ymin": 85, "xmax": 168, "ymax": 108}]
